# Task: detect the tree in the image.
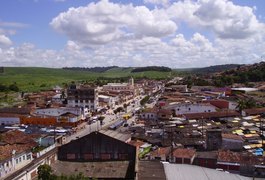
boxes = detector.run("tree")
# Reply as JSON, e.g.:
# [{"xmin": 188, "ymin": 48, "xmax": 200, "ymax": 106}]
[
  {"xmin": 38, "ymin": 164, "xmax": 52, "ymax": 180},
  {"xmin": 8, "ymin": 83, "xmax": 19, "ymax": 92},
  {"xmin": 236, "ymin": 98, "xmax": 257, "ymax": 113},
  {"xmin": 236, "ymin": 99, "xmax": 247, "ymax": 113},
  {"xmin": 0, "ymin": 84, "xmax": 7, "ymax": 92}
]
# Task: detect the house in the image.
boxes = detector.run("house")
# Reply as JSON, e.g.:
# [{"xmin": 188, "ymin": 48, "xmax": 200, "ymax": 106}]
[
  {"xmin": 0, "ymin": 130, "xmax": 37, "ymax": 179},
  {"xmin": 216, "ymin": 150, "xmax": 240, "ymax": 172},
  {"xmin": 139, "ymin": 108, "xmax": 158, "ymax": 121},
  {"xmin": 157, "ymin": 109, "xmax": 172, "ymax": 120},
  {"xmin": 172, "ymin": 148, "xmax": 196, "ymax": 164}
]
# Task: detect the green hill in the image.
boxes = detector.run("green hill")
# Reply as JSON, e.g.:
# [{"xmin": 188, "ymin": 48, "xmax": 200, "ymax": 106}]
[{"xmin": 0, "ymin": 67, "xmax": 174, "ymax": 92}]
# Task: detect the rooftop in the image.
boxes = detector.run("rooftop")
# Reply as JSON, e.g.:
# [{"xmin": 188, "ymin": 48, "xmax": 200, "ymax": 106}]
[
  {"xmin": 163, "ymin": 163, "xmax": 251, "ymax": 180},
  {"xmin": 52, "ymin": 161, "xmax": 130, "ymax": 179},
  {"xmin": 172, "ymin": 148, "xmax": 196, "ymax": 159},
  {"xmin": 138, "ymin": 161, "xmax": 166, "ymax": 180},
  {"xmin": 99, "ymin": 129, "xmax": 131, "ymax": 142}
]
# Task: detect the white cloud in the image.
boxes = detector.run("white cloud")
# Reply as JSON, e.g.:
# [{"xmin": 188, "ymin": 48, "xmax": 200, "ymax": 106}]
[
  {"xmin": 168, "ymin": 0, "xmax": 264, "ymax": 39},
  {"xmin": 50, "ymin": 0, "xmax": 177, "ymax": 46},
  {"xmin": 0, "ymin": 34, "xmax": 12, "ymax": 47},
  {"xmin": 144, "ymin": 0, "xmax": 170, "ymax": 6}
]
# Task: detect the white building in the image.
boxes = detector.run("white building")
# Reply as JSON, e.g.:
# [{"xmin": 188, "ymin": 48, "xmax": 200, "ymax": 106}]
[
  {"xmin": 34, "ymin": 107, "xmax": 88, "ymax": 120},
  {"xmin": 98, "ymin": 95, "xmax": 119, "ymax": 109},
  {"xmin": 167, "ymin": 103, "xmax": 216, "ymax": 115},
  {"xmin": 67, "ymin": 85, "xmax": 98, "ymax": 111},
  {"xmin": 102, "ymin": 77, "xmax": 135, "ymax": 94}
]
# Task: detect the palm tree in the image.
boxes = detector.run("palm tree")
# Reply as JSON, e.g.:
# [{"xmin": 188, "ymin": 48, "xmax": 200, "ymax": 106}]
[
  {"xmin": 236, "ymin": 99, "xmax": 247, "ymax": 113},
  {"xmin": 236, "ymin": 98, "xmax": 257, "ymax": 113}
]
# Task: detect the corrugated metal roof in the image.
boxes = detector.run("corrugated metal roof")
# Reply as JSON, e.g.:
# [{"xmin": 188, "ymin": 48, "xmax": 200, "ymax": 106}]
[{"xmin": 163, "ymin": 163, "xmax": 251, "ymax": 180}]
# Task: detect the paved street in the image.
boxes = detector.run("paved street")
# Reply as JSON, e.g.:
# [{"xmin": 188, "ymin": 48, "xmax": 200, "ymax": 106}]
[{"xmin": 65, "ymin": 95, "xmax": 144, "ymax": 143}]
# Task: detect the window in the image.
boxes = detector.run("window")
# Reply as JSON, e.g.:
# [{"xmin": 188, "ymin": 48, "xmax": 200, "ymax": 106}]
[
  {"xmin": 27, "ymin": 154, "xmax": 31, "ymax": 160},
  {"xmin": 23, "ymin": 155, "xmax": 25, "ymax": 161},
  {"xmin": 19, "ymin": 157, "xmax": 21, "ymax": 162},
  {"xmin": 16, "ymin": 159, "xmax": 19, "ymax": 164}
]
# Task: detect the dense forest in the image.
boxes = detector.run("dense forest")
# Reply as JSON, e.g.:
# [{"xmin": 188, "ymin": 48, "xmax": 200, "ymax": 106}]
[{"xmin": 131, "ymin": 66, "xmax": 171, "ymax": 73}]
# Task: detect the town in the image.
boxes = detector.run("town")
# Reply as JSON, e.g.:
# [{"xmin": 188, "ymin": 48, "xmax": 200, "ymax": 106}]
[{"xmin": 0, "ymin": 73, "xmax": 265, "ymax": 179}]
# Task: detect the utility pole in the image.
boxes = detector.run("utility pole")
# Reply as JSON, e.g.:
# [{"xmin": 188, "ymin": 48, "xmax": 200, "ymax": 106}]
[
  {"xmin": 201, "ymin": 116, "xmax": 204, "ymax": 140},
  {"xmin": 260, "ymin": 113, "xmax": 265, "ymax": 150}
]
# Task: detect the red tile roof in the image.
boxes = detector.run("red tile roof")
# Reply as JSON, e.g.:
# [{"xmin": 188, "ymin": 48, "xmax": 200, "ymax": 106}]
[
  {"xmin": 173, "ymin": 148, "xmax": 196, "ymax": 159},
  {"xmin": 0, "ymin": 130, "xmax": 37, "ymax": 161},
  {"xmin": 217, "ymin": 150, "xmax": 240, "ymax": 163},
  {"xmin": 1, "ymin": 130, "xmax": 37, "ymax": 145},
  {"xmin": 150, "ymin": 147, "xmax": 171, "ymax": 157},
  {"xmin": 0, "ymin": 144, "xmax": 32, "ymax": 161},
  {"xmin": 243, "ymin": 107, "xmax": 265, "ymax": 115},
  {"xmin": 128, "ymin": 140, "xmax": 145, "ymax": 148},
  {"xmin": 222, "ymin": 133, "xmax": 244, "ymax": 141}
]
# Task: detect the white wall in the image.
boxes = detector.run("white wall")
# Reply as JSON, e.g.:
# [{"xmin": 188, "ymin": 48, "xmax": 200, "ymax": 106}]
[
  {"xmin": 0, "ymin": 117, "xmax": 20, "ymax": 125},
  {"xmin": 169, "ymin": 103, "xmax": 216, "ymax": 115}
]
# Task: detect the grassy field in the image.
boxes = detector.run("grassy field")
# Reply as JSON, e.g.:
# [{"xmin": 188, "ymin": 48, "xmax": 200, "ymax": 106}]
[{"xmin": 0, "ymin": 67, "xmax": 177, "ymax": 92}]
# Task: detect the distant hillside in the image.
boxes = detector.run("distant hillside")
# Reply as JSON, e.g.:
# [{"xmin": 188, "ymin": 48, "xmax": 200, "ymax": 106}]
[
  {"xmin": 206, "ymin": 61, "xmax": 265, "ymax": 87},
  {"xmin": 62, "ymin": 66, "xmax": 118, "ymax": 73},
  {"xmin": 131, "ymin": 66, "xmax": 171, "ymax": 73},
  {"xmin": 219, "ymin": 61, "xmax": 265, "ymax": 82},
  {"xmin": 0, "ymin": 67, "xmax": 174, "ymax": 92},
  {"xmin": 189, "ymin": 64, "xmax": 241, "ymax": 74}
]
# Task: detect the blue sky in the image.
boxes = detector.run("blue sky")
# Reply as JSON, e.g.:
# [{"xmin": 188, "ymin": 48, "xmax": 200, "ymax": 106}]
[{"xmin": 0, "ymin": 0, "xmax": 265, "ymax": 68}]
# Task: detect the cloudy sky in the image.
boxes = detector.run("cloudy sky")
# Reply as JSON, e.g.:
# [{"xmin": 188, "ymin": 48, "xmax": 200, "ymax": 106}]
[{"xmin": 0, "ymin": 0, "xmax": 265, "ymax": 68}]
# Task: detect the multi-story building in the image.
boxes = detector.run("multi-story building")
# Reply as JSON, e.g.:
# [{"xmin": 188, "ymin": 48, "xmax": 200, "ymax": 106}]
[{"xmin": 67, "ymin": 84, "xmax": 98, "ymax": 111}]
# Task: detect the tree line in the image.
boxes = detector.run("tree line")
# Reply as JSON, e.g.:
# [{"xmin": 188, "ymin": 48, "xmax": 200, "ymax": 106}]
[{"xmin": 131, "ymin": 66, "xmax": 171, "ymax": 73}]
